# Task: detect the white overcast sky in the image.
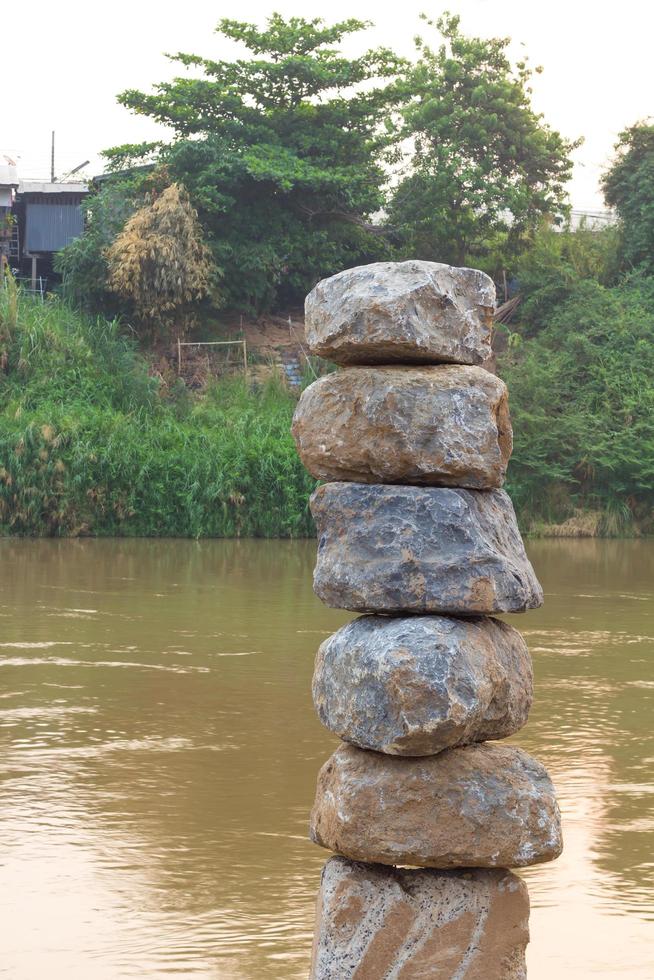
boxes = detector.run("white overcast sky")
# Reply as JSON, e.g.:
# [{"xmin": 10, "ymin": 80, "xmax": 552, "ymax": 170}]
[{"xmin": 3, "ymin": 0, "xmax": 652, "ymax": 209}]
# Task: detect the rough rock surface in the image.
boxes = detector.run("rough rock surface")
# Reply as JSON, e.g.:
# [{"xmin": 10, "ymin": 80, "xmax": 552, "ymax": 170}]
[
  {"xmin": 310, "ymin": 856, "xmax": 529, "ymax": 980},
  {"xmin": 292, "ymin": 365, "xmax": 512, "ymax": 489},
  {"xmin": 305, "ymin": 260, "xmax": 495, "ymax": 366},
  {"xmin": 310, "ymin": 742, "xmax": 562, "ymax": 868},
  {"xmin": 311, "ymin": 484, "xmax": 543, "ymax": 614},
  {"xmin": 312, "ymin": 615, "xmax": 532, "ymax": 756}
]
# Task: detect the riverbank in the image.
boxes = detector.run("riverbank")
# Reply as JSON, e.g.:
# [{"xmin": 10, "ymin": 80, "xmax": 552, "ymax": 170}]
[
  {"xmin": 525, "ymin": 512, "xmax": 644, "ymax": 539},
  {"xmin": 0, "ymin": 291, "xmax": 314, "ymax": 538},
  {"xmin": 0, "ymin": 288, "xmax": 649, "ymax": 538}
]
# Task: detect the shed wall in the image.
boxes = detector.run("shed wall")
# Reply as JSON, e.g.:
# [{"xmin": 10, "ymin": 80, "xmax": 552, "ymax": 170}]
[{"xmin": 25, "ymin": 203, "xmax": 83, "ymax": 251}]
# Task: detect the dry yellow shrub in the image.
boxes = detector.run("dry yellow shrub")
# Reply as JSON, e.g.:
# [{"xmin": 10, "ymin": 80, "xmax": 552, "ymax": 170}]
[{"xmin": 106, "ymin": 183, "xmax": 215, "ymax": 330}]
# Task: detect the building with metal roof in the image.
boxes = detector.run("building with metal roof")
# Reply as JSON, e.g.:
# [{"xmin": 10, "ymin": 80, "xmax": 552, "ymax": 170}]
[
  {"xmin": 1, "ymin": 164, "xmax": 89, "ymax": 287},
  {"xmin": 18, "ymin": 180, "xmax": 87, "ymax": 196}
]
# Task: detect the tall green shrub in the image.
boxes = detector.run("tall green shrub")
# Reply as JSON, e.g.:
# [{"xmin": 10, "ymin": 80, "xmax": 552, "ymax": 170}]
[{"xmin": 500, "ymin": 251, "xmax": 654, "ymax": 531}]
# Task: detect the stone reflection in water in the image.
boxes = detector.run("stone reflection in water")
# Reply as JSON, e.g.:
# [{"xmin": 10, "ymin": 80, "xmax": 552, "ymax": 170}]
[{"xmin": 312, "ymin": 857, "xmax": 530, "ymax": 979}]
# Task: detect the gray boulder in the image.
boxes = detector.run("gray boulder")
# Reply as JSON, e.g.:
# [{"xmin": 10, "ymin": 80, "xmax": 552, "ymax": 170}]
[
  {"xmin": 311, "ymin": 857, "xmax": 529, "ymax": 980},
  {"xmin": 305, "ymin": 260, "xmax": 495, "ymax": 365},
  {"xmin": 313, "ymin": 615, "xmax": 532, "ymax": 756},
  {"xmin": 311, "ymin": 484, "xmax": 543, "ymax": 614},
  {"xmin": 310, "ymin": 742, "xmax": 563, "ymax": 869},
  {"xmin": 292, "ymin": 365, "xmax": 512, "ymax": 489}
]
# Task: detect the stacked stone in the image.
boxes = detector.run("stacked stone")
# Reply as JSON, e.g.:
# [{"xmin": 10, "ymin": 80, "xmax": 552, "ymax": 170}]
[{"xmin": 291, "ymin": 260, "xmax": 562, "ymax": 979}]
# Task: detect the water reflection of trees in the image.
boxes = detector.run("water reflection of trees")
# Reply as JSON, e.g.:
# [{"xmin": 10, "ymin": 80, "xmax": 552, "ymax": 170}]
[
  {"xmin": 0, "ymin": 537, "xmax": 319, "ymax": 591},
  {"xmin": 527, "ymin": 537, "xmax": 654, "ymax": 589}
]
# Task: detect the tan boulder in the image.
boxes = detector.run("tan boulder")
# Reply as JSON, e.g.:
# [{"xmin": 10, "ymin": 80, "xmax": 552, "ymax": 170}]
[
  {"xmin": 311, "ymin": 856, "xmax": 529, "ymax": 980},
  {"xmin": 310, "ymin": 743, "xmax": 562, "ymax": 869},
  {"xmin": 292, "ymin": 365, "xmax": 512, "ymax": 488},
  {"xmin": 312, "ymin": 615, "xmax": 533, "ymax": 756},
  {"xmin": 305, "ymin": 260, "xmax": 495, "ymax": 365}
]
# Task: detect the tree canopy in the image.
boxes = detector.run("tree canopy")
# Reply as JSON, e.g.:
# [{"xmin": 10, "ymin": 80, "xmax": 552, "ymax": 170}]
[
  {"xmin": 388, "ymin": 14, "xmax": 578, "ymax": 267},
  {"xmin": 106, "ymin": 15, "xmax": 405, "ymax": 311},
  {"xmin": 59, "ymin": 12, "xmax": 579, "ymax": 318}
]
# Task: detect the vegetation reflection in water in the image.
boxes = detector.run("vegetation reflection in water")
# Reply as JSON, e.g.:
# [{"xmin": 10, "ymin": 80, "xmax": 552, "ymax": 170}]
[{"xmin": 0, "ymin": 538, "xmax": 652, "ymax": 979}]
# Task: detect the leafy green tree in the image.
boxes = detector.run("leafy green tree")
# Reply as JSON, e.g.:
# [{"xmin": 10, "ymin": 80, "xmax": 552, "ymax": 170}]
[
  {"xmin": 602, "ymin": 122, "xmax": 654, "ymax": 272},
  {"xmin": 106, "ymin": 15, "xmax": 405, "ymax": 312},
  {"xmin": 388, "ymin": 14, "xmax": 578, "ymax": 267}
]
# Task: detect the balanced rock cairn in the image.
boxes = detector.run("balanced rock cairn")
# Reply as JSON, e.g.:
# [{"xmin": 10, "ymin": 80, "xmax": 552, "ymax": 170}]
[{"xmin": 292, "ymin": 260, "xmax": 562, "ymax": 979}]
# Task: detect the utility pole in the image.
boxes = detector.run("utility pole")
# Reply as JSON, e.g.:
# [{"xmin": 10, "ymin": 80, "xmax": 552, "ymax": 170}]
[{"xmin": 50, "ymin": 131, "xmax": 55, "ymax": 183}]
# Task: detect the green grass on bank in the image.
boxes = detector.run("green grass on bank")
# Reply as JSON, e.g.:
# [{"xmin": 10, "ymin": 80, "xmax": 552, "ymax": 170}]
[
  {"xmin": 0, "ymin": 286, "xmax": 315, "ymax": 537},
  {"xmin": 1, "ymin": 274, "xmax": 653, "ymax": 539}
]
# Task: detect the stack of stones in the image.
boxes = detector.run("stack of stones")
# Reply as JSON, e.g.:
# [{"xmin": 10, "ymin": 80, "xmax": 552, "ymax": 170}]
[{"xmin": 291, "ymin": 260, "xmax": 563, "ymax": 980}]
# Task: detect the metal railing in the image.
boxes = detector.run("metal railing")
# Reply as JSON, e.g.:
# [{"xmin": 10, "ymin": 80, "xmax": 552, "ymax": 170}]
[
  {"xmin": 1, "ymin": 273, "xmax": 47, "ymax": 302},
  {"xmin": 176, "ymin": 338, "xmax": 248, "ymax": 378},
  {"xmin": 14, "ymin": 276, "xmax": 47, "ymax": 301}
]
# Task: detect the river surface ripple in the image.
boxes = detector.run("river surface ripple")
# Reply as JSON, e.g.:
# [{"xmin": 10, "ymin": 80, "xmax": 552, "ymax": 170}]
[{"xmin": 0, "ymin": 538, "xmax": 652, "ymax": 979}]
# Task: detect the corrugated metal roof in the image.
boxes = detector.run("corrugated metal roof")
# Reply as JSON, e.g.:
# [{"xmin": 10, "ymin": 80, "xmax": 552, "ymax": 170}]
[
  {"xmin": 0, "ymin": 164, "xmax": 19, "ymax": 187},
  {"xmin": 18, "ymin": 180, "xmax": 88, "ymax": 195}
]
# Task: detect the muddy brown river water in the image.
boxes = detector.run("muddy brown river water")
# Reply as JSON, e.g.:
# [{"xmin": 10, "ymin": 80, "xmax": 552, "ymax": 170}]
[{"xmin": 0, "ymin": 538, "xmax": 652, "ymax": 979}]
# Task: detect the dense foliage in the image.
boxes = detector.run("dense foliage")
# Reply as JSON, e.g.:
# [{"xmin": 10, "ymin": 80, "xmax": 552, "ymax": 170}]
[
  {"xmin": 2, "ymin": 248, "xmax": 653, "ymax": 539},
  {"xmin": 0, "ymin": 285, "xmax": 315, "ymax": 537},
  {"xmin": 55, "ymin": 177, "xmax": 140, "ymax": 314},
  {"xmin": 499, "ymin": 225, "xmax": 654, "ymax": 535},
  {"xmin": 58, "ymin": 14, "xmax": 574, "ymax": 315},
  {"xmin": 602, "ymin": 122, "xmax": 654, "ymax": 273},
  {"xmin": 16, "ymin": 16, "xmax": 654, "ymax": 537}
]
